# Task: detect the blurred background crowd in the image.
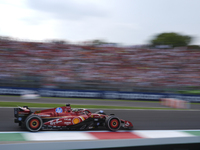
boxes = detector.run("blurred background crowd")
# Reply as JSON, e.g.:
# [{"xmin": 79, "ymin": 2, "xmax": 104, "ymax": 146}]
[{"xmin": 0, "ymin": 37, "xmax": 200, "ymax": 93}]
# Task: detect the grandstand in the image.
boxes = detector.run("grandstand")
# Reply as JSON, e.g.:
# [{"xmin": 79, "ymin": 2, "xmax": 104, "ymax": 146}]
[{"xmin": 0, "ymin": 37, "xmax": 200, "ymax": 93}]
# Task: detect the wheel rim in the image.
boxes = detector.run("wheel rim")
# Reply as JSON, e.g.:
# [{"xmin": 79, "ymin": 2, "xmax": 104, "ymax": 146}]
[
  {"xmin": 110, "ymin": 119, "xmax": 120, "ymax": 129},
  {"xmin": 29, "ymin": 118, "xmax": 40, "ymax": 130}
]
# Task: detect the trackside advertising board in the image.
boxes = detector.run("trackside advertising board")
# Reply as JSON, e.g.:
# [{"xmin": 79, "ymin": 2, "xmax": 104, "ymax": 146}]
[{"xmin": 0, "ymin": 87, "xmax": 200, "ymax": 102}]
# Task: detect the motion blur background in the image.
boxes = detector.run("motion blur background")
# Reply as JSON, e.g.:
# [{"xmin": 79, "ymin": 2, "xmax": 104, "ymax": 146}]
[{"xmin": 0, "ymin": 0, "xmax": 200, "ymax": 95}]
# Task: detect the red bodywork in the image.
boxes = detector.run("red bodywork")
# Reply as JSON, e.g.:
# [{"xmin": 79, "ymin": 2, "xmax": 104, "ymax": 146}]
[{"xmin": 14, "ymin": 104, "xmax": 133, "ymax": 131}]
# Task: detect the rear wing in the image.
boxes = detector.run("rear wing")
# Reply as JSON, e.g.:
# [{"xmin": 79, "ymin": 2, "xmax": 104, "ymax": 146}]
[{"xmin": 14, "ymin": 106, "xmax": 32, "ymax": 124}]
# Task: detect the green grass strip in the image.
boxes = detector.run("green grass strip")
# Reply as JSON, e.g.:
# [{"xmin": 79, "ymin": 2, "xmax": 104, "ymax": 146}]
[
  {"xmin": 184, "ymin": 131, "xmax": 200, "ymax": 136},
  {"xmin": 0, "ymin": 133, "xmax": 25, "ymax": 141},
  {"xmin": 43, "ymin": 97, "xmax": 160, "ymax": 103},
  {"xmin": 0, "ymin": 101, "xmax": 180, "ymax": 110}
]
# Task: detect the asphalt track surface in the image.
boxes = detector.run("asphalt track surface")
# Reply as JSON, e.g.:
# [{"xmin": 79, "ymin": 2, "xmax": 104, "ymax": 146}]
[{"xmin": 0, "ymin": 96, "xmax": 200, "ymax": 131}]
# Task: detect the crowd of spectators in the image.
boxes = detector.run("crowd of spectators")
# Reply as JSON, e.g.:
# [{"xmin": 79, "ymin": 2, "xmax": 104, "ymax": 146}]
[{"xmin": 0, "ymin": 37, "xmax": 200, "ymax": 91}]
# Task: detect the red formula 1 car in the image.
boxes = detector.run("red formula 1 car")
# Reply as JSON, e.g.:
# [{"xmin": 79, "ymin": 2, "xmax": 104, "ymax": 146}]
[{"xmin": 14, "ymin": 104, "xmax": 133, "ymax": 132}]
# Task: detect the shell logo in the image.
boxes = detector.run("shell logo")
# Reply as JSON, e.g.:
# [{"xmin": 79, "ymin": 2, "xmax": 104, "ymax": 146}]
[{"xmin": 72, "ymin": 118, "xmax": 80, "ymax": 124}]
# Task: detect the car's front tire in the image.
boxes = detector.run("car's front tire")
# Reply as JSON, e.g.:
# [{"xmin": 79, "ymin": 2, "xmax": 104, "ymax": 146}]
[
  {"xmin": 105, "ymin": 116, "xmax": 121, "ymax": 131},
  {"xmin": 25, "ymin": 115, "xmax": 43, "ymax": 132}
]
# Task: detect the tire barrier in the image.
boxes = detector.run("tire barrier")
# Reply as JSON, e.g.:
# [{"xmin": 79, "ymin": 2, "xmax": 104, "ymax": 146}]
[{"xmin": 160, "ymin": 98, "xmax": 190, "ymax": 109}]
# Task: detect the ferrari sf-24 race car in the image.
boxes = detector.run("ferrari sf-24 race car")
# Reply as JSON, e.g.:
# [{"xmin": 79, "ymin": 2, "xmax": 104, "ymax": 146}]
[{"xmin": 14, "ymin": 104, "xmax": 133, "ymax": 132}]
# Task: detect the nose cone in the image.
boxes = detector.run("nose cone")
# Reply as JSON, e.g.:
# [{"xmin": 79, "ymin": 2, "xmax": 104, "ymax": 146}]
[{"xmin": 125, "ymin": 120, "xmax": 133, "ymax": 128}]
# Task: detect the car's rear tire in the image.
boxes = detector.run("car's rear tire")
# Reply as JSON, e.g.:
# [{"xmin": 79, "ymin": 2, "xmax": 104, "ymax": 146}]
[
  {"xmin": 25, "ymin": 115, "xmax": 43, "ymax": 132},
  {"xmin": 105, "ymin": 116, "xmax": 121, "ymax": 131}
]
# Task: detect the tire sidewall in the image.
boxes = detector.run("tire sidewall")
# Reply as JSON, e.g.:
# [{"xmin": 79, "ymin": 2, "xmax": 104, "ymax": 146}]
[
  {"xmin": 106, "ymin": 116, "xmax": 121, "ymax": 131},
  {"xmin": 25, "ymin": 115, "xmax": 43, "ymax": 132}
]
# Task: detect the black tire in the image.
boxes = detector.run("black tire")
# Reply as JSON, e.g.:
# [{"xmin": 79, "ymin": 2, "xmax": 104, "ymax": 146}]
[
  {"xmin": 105, "ymin": 116, "xmax": 121, "ymax": 131},
  {"xmin": 25, "ymin": 115, "xmax": 43, "ymax": 132}
]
